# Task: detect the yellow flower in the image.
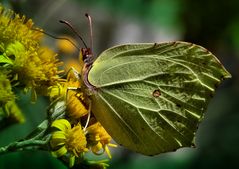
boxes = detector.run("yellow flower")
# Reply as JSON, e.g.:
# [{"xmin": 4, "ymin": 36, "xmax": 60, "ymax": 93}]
[
  {"xmin": 48, "ymin": 75, "xmax": 88, "ymax": 119},
  {"xmin": 0, "ymin": 5, "xmax": 63, "ymax": 99},
  {"xmin": 87, "ymin": 122, "xmax": 117, "ymax": 158},
  {"xmin": 48, "ymin": 82, "xmax": 65, "ymax": 100},
  {"xmin": 0, "ymin": 6, "xmax": 42, "ymax": 49},
  {"xmin": 0, "ymin": 71, "xmax": 15, "ymax": 105},
  {"xmin": 50, "ymin": 119, "xmax": 88, "ymax": 166},
  {"xmin": 48, "ymin": 71, "xmax": 80, "ymax": 100},
  {"xmin": 48, "ymin": 60, "xmax": 116, "ymax": 164},
  {"xmin": 66, "ymin": 90, "xmax": 88, "ymax": 119},
  {"xmin": 2, "ymin": 100, "xmax": 25, "ymax": 124}
]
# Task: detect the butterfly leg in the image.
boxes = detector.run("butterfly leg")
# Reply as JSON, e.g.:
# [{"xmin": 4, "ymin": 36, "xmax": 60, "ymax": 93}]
[
  {"xmin": 83, "ymin": 101, "xmax": 91, "ymax": 132},
  {"xmin": 65, "ymin": 66, "xmax": 82, "ymax": 101},
  {"xmin": 65, "ymin": 66, "xmax": 92, "ymax": 130},
  {"xmin": 65, "ymin": 85, "xmax": 92, "ymax": 131},
  {"xmin": 66, "ymin": 86, "xmax": 92, "ymax": 132}
]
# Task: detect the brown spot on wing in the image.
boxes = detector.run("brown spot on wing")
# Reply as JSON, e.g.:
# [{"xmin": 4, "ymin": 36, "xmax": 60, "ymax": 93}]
[{"xmin": 152, "ymin": 89, "xmax": 161, "ymax": 98}]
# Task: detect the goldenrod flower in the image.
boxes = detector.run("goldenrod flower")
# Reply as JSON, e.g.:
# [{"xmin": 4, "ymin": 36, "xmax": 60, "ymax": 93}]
[
  {"xmin": 66, "ymin": 90, "xmax": 88, "ymax": 119},
  {"xmin": 48, "ymin": 75, "xmax": 88, "ymax": 119},
  {"xmin": 48, "ymin": 53, "xmax": 116, "ymax": 166},
  {"xmin": 0, "ymin": 5, "xmax": 63, "ymax": 99},
  {"xmin": 0, "ymin": 69, "xmax": 25, "ymax": 126},
  {"xmin": 87, "ymin": 122, "xmax": 117, "ymax": 158},
  {"xmin": 48, "ymin": 82, "xmax": 65, "ymax": 100},
  {"xmin": 0, "ymin": 71, "xmax": 15, "ymax": 105},
  {"xmin": 49, "ymin": 79, "xmax": 116, "ymax": 159},
  {"xmin": 48, "ymin": 71, "xmax": 80, "ymax": 99},
  {"xmin": 0, "ymin": 6, "xmax": 42, "ymax": 50},
  {"xmin": 2, "ymin": 100, "xmax": 25, "ymax": 124},
  {"xmin": 50, "ymin": 119, "xmax": 88, "ymax": 166}
]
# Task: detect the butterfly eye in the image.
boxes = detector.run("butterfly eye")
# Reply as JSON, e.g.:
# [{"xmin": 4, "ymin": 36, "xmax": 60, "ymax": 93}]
[{"xmin": 81, "ymin": 48, "xmax": 93, "ymax": 63}]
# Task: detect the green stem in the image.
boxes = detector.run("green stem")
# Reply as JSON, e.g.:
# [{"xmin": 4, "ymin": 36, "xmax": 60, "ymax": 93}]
[
  {"xmin": 0, "ymin": 119, "xmax": 51, "ymax": 155},
  {"xmin": 0, "ymin": 136, "xmax": 50, "ymax": 155}
]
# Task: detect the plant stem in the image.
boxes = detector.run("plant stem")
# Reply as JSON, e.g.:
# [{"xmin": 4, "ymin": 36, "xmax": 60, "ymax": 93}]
[
  {"xmin": 0, "ymin": 137, "xmax": 48, "ymax": 155},
  {"xmin": 0, "ymin": 120, "xmax": 51, "ymax": 155}
]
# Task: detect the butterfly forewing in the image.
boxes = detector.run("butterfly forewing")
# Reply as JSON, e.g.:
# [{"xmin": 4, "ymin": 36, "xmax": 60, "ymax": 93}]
[{"xmin": 86, "ymin": 42, "xmax": 231, "ymax": 155}]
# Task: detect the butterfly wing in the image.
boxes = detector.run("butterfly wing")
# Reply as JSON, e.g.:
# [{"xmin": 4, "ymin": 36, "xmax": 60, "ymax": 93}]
[{"xmin": 86, "ymin": 42, "xmax": 231, "ymax": 155}]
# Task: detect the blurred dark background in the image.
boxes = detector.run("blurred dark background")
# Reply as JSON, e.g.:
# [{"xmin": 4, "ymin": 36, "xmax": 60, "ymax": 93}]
[{"xmin": 0, "ymin": 0, "xmax": 238, "ymax": 168}]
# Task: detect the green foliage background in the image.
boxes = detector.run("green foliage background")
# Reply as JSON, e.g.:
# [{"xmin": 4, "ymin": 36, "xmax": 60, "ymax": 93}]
[{"xmin": 0, "ymin": 0, "xmax": 238, "ymax": 169}]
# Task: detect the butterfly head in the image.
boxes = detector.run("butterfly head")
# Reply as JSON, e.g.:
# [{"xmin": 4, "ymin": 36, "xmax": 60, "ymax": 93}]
[
  {"xmin": 81, "ymin": 47, "xmax": 94, "ymax": 66},
  {"xmin": 59, "ymin": 16, "xmax": 93, "ymax": 66},
  {"xmin": 59, "ymin": 15, "xmax": 96, "ymax": 90}
]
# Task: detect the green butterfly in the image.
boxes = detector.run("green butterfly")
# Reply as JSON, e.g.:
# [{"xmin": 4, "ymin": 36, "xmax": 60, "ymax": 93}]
[
  {"xmin": 64, "ymin": 16, "xmax": 231, "ymax": 156},
  {"xmin": 80, "ymin": 42, "xmax": 231, "ymax": 156}
]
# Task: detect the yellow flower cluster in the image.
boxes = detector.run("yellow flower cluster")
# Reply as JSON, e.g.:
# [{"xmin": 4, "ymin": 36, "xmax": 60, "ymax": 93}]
[
  {"xmin": 0, "ymin": 3, "xmax": 115, "ymax": 168},
  {"xmin": 0, "ymin": 5, "xmax": 63, "ymax": 97},
  {"xmin": 49, "ymin": 73, "xmax": 117, "ymax": 167},
  {"xmin": 0, "ymin": 71, "xmax": 24, "ymax": 124},
  {"xmin": 0, "ymin": 71, "xmax": 14, "ymax": 105},
  {"xmin": 0, "ymin": 5, "xmax": 63, "ymax": 123}
]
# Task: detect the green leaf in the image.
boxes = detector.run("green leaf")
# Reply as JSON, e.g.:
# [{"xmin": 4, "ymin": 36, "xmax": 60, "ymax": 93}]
[{"xmin": 86, "ymin": 42, "xmax": 231, "ymax": 155}]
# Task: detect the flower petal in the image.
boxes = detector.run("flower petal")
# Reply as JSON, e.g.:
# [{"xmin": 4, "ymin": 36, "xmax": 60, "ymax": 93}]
[
  {"xmin": 50, "ymin": 138, "xmax": 65, "ymax": 147},
  {"xmin": 52, "ymin": 131, "xmax": 67, "ymax": 140},
  {"xmin": 51, "ymin": 119, "xmax": 71, "ymax": 131},
  {"xmin": 52, "ymin": 146, "xmax": 67, "ymax": 157},
  {"xmin": 52, "ymin": 142, "xmax": 65, "ymax": 148}
]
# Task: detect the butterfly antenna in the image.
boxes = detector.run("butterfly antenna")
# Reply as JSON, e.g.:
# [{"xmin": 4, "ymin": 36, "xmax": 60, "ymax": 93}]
[
  {"xmin": 31, "ymin": 28, "xmax": 81, "ymax": 51},
  {"xmin": 85, "ymin": 13, "xmax": 93, "ymax": 51},
  {"xmin": 59, "ymin": 20, "xmax": 88, "ymax": 49}
]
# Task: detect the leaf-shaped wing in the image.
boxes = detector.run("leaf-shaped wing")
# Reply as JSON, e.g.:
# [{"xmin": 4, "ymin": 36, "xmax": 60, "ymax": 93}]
[{"xmin": 87, "ymin": 42, "xmax": 231, "ymax": 155}]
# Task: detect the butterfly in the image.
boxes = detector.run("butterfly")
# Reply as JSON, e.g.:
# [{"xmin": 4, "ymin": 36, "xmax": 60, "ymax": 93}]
[{"xmin": 63, "ymin": 15, "xmax": 231, "ymax": 156}]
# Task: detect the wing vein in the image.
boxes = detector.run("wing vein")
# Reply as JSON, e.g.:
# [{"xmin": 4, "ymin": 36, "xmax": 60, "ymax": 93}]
[
  {"xmin": 97, "ymin": 92, "xmax": 146, "ymax": 145},
  {"xmin": 103, "ymin": 89, "xmax": 191, "ymax": 143}
]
